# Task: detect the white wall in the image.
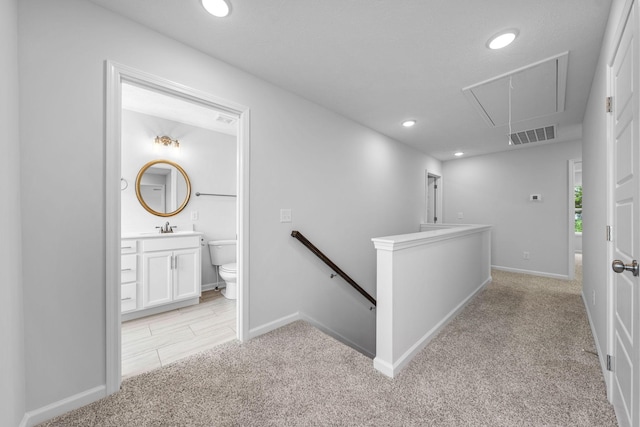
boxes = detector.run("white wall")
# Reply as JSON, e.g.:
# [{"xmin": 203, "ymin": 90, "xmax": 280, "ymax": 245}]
[
  {"xmin": 286, "ymin": 133, "xmax": 442, "ymax": 354},
  {"xmin": 18, "ymin": 0, "xmax": 441, "ymax": 416},
  {"xmin": 582, "ymin": 0, "xmax": 626, "ymax": 375},
  {"xmin": 121, "ymin": 110, "xmax": 236, "ymax": 286},
  {"xmin": 442, "ymin": 140, "xmax": 582, "ymax": 278},
  {"xmin": 0, "ymin": 0, "xmax": 26, "ymax": 425}
]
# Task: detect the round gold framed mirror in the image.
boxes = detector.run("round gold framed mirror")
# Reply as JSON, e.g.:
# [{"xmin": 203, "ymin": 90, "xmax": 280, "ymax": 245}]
[{"xmin": 135, "ymin": 159, "xmax": 191, "ymax": 217}]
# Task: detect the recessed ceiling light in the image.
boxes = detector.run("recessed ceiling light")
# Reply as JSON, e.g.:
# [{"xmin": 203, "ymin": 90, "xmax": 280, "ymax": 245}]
[
  {"xmin": 454, "ymin": 152, "xmax": 464, "ymax": 157},
  {"xmin": 487, "ymin": 30, "xmax": 518, "ymax": 50},
  {"xmin": 402, "ymin": 120, "xmax": 417, "ymax": 127},
  {"xmin": 201, "ymin": 0, "xmax": 230, "ymax": 17}
]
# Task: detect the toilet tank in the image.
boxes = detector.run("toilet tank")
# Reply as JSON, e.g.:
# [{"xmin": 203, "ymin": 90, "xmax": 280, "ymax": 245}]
[{"xmin": 208, "ymin": 240, "xmax": 236, "ymax": 266}]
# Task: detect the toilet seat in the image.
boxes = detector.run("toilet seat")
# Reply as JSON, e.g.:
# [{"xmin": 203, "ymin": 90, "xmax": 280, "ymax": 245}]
[{"xmin": 220, "ymin": 263, "xmax": 237, "ymax": 274}]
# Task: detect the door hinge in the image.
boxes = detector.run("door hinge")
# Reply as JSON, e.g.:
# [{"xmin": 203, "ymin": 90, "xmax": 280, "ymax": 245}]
[
  {"xmin": 606, "ymin": 96, "xmax": 613, "ymax": 113},
  {"xmin": 606, "ymin": 225, "xmax": 612, "ymax": 242},
  {"xmin": 607, "ymin": 354, "xmax": 613, "ymax": 371}
]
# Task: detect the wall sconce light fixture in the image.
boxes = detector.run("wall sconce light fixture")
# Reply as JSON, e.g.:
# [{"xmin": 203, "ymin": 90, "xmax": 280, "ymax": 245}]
[{"xmin": 154, "ymin": 135, "xmax": 180, "ymax": 149}]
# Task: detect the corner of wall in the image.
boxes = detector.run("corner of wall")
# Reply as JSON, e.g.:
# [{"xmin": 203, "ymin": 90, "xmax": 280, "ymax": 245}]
[{"xmin": 1, "ymin": 0, "xmax": 26, "ymax": 426}]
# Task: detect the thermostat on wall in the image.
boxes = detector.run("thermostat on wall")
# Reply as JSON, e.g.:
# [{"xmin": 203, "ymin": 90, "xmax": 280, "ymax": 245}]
[{"xmin": 530, "ymin": 194, "xmax": 542, "ymax": 202}]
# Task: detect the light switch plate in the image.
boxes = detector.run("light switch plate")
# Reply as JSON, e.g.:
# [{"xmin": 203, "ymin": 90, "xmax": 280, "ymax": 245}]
[
  {"xmin": 191, "ymin": 210, "xmax": 199, "ymax": 221},
  {"xmin": 280, "ymin": 209, "xmax": 292, "ymax": 223}
]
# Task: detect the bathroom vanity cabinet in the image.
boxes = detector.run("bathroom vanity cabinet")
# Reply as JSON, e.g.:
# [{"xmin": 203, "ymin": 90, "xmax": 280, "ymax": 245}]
[{"xmin": 121, "ymin": 232, "xmax": 202, "ymax": 321}]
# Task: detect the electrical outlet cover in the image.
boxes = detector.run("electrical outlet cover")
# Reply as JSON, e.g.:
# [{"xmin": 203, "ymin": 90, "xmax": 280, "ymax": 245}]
[{"xmin": 280, "ymin": 209, "xmax": 292, "ymax": 223}]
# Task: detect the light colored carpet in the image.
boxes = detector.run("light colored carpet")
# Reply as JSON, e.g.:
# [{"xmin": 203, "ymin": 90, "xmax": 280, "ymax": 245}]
[{"xmin": 41, "ymin": 262, "xmax": 617, "ymax": 426}]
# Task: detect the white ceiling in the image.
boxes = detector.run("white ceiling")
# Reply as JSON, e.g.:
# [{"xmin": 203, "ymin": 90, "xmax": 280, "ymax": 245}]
[
  {"xmin": 122, "ymin": 83, "xmax": 238, "ymax": 136},
  {"xmin": 89, "ymin": 0, "xmax": 612, "ymax": 160}
]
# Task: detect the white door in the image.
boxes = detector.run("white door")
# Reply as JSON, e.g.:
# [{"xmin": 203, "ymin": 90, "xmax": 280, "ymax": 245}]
[
  {"xmin": 142, "ymin": 251, "xmax": 173, "ymax": 308},
  {"xmin": 609, "ymin": 3, "xmax": 639, "ymax": 426},
  {"xmin": 173, "ymin": 248, "xmax": 201, "ymax": 301}
]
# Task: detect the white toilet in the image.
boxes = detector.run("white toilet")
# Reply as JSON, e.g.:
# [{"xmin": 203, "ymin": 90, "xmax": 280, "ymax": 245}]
[{"xmin": 208, "ymin": 240, "xmax": 237, "ymax": 299}]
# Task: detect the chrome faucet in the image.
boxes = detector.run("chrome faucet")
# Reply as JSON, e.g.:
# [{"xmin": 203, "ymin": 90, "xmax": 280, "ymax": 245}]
[{"xmin": 156, "ymin": 221, "xmax": 176, "ymax": 233}]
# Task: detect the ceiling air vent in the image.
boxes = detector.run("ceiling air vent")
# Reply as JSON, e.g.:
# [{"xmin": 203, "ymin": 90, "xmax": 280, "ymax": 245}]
[
  {"xmin": 215, "ymin": 114, "xmax": 236, "ymax": 125},
  {"xmin": 510, "ymin": 125, "xmax": 556, "ymax": 145}
]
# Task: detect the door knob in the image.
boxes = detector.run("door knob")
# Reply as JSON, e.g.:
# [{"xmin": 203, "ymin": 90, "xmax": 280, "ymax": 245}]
[{"xmin": 612, "ymin": 259, "xmax": 639, "ymax": 276}]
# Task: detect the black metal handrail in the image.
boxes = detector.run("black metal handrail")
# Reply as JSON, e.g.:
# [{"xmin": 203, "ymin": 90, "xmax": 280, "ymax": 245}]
[{"xmin": 291, "ymin": 230, "xmax": 376, "ymax": 307}]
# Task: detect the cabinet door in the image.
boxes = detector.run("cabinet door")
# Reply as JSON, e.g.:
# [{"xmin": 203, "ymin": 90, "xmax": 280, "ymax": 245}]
[
  {"xmin": 173, "ymin": 248, "xmax": 201, "ymax": 301},
  {"xmin": 142, "ymin": 251, "xmax": 173, "ymax": 308}
]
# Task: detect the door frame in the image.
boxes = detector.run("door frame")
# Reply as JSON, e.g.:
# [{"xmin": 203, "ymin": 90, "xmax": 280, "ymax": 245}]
[{"xmin": 105, "ymin": 61, "xmax": 251, "ymax": 394}]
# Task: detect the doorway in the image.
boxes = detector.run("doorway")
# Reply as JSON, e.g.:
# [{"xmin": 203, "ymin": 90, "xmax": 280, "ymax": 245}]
[
  {"xmin": 425, "ymin": 171, "xmax": 441, "ymax": 224},
  {"xmin": 567, "ymin": 159, "xmax": 581, "ymax": 281},
  {"xmin": 105, "ymin": 62, "xmax": 250, "ymax": 394}
]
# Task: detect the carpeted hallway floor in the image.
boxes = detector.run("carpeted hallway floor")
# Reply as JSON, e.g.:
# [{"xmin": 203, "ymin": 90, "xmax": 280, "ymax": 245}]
[{"xmin": 40, "ymin": 262, "xmax": 618, "ymax": 426}]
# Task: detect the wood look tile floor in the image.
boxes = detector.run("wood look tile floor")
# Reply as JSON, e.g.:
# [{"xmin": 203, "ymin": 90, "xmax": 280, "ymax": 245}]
[{"xmin": 121, "ymin": 290, "xmax": 236, "ymax": 379}]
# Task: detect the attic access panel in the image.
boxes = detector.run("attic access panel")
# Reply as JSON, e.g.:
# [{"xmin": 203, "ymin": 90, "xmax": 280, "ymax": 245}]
[{"xmin": 462, "ymin": 52, "xmax": 568, "ymax": 127}]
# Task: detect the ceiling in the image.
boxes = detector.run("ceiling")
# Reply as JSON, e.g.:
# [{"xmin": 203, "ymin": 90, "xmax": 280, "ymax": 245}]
[
  {"xmin": 88, "ymin": 0, "xmax": 612, "ymax": 160},
  {"xmin": 122, "ymin": 83, "xmax": 238, "ymax": 136}
]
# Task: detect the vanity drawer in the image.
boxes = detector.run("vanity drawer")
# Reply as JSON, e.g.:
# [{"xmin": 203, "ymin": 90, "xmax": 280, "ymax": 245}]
[
  {"xmin": 121, "ymin": 240, "xmax": 137, "ymax": 254},
  {"xmin": 142, "ymin": 236, "xmax": 199, "ymax": 252},
  {"xmin": 121, "ymin": 254, "xmax": 137, "ymax": 283},
  {"xmin": 121, "ymin": 283, "xmax": 137, "ymax": 313}
]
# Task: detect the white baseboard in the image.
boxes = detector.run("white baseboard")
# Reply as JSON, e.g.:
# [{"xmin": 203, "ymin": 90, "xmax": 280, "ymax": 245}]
[
  {"xmin": 581, "ymin": 291, "xmax": 610, "ymax": 397},
  {"xmin": 20, "ymin": 385, "xmax": 106, "ymax": 427},
  {"xmin": 379, "ymin": 275, "xmax": 492, "ymax": 378},
  {"xmin": 248, "ymin": 312, "xmax": 302, "ymax": 339},
  {"xmin": 373, "ymin": 357, "xmax": 394, "ymax": 377},
  {"xmin": 201, "ymin": 281, "xmax": 225, "ymax": 292},
  {"xmin": 492, "ymin": 265, "xmax": 569, "ymax": 280},
  {"xmin": 299, "ymin": 313, "xmax": 375, "ymax": 359}
]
